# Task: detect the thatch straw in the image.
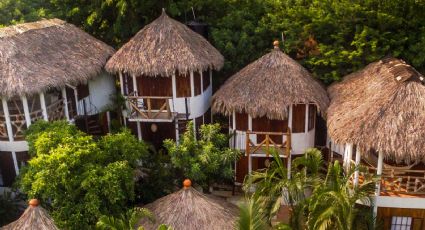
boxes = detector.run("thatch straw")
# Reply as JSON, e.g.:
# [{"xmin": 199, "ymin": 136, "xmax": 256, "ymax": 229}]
[
  {"xmin": 212, "ymin": 46, "xmax": 329, "ymax": 120},
  {"xmin": 138, "ymin": 186, "xmax": 238, "ymax": 230},
  {"xmin": 327, "ymin": 57, "xmax": 425, "ymax": 163},
  {"xmin": 105, "ymin": 10, "xmax": 224, "ymax": 77},
  {"xmin": 0, "ymin": 18, "xmax": 115, "ymax": 98},
  {"xmin": 1, "ymin": 199, "xmax": 59, "ymax": 230}
]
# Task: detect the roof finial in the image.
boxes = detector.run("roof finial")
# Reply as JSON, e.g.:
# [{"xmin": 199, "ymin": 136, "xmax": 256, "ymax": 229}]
[
  {"xmin": 29, "ymin": 199, "xmax": 39, "ymax": 207},
  {"xmin": 183, "ymin": 179, "xmax": 192, "ymax": 189},
  {"xmin": 273, "ymin": 40, "xmax": 280, "ymax": 50}
]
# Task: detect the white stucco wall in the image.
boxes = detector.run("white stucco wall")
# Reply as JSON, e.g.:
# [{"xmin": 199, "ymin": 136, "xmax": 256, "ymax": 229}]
[{"xmin": 83, "ymin": 71, "xmax": 116, "ymax": 115}]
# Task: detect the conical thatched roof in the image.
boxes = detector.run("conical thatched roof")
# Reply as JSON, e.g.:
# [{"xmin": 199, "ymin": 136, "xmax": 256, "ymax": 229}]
[
  {"xmin": 212, "ymin": 44, "xmax": 329, "ymax": 120},
  {"xmin": 327, "ymin": 57, "xmax": 425, "ymax": 162},
  {"xmin": 1, "ymin": 199, "xmax": 59, "ymax": 230},
  {"xmin": 105, "ymin": 11, "xmax": 224, "ymax": 77},
  {"xmin": 138, "ymin": 180, "xmax": 238, "ymax": 230},
  {"xmin": 0, "ymin": 18, "xmax": 114, "ymax": 98}
]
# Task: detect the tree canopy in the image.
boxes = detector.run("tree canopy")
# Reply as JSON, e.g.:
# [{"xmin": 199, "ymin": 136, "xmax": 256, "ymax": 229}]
[{"xmin": 1, "ymin": 0, "xmax": 424, "ymax": 84}]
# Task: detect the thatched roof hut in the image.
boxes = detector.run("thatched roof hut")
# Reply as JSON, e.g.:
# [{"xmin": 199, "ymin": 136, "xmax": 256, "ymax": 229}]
[
  {"xmin": 1, "ymin": 199, "xmax": 59, "ymax": 230},
  {"xmin": 105, "ymin": 10, "xmax": 224, "ymax": 77},
  {"xmin": 327, "ymin": 57, "xmax": 425, "ymax": 162},
  {"xmin": 138, "ymin": 180, "xmax": 238, "ymax": 230},
  {"xmin": 212, "ymin": 42, "xmax": 329, "ymax": 120},
  {"xmin": 0, "ymin": 18, "xmax": 114, "ymax": 98}
]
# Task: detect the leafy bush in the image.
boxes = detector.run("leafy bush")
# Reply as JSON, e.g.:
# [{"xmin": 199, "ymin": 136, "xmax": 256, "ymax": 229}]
[
  {"xmin": 164, "ymin": 122, "xmax": 240, "ymax": 190},
  {"xmin": 19, "ymin": 121, "xmax": 149, "ymax": 229}
]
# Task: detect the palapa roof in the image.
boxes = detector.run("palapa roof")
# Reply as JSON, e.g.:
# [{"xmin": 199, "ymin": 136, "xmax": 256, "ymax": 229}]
[
  {"xmin": 327, "ymin": 58, "xmax": 425, "ymax": 162},
  {"xmin": 1, "ymin": 199, "xmax": 59, "ymax": 230},
  {"xmin": 0, "ymin": 18, "xmax": 114, "ymax": 98},
  {"xmin": 212, "ymin": 43, "xmax": 329, "ymax": 120},
  {"xmin": 105, "ymin": 10, "xmax": 224, "ymax": 77},
  {"xmin": 138, "ymin": 180, "xmax": 238, "ymax": 230}
]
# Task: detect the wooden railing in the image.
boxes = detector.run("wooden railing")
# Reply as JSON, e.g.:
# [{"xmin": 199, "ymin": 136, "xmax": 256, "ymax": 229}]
[
  {"xmin": 127, "ymin": 96, "xmax": 173, "ymax": 120},
  {"xmin": 0, "ymin": 99, "xmax": 67, "ymax": 140},
  {"xmin": 380, "ymin": 169, "xmax": 425, "ymax": 195},
  {"xmin": 245, "ymin": 129, "xmax": 291, "ymax": 157}
]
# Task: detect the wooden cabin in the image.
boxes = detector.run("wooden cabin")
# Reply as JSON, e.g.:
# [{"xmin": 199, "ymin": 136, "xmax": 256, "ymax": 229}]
[
  {"xmin": 212, "ymin": 41, "xmax": 329, "ymax": 183},
  {"xmin": 327, "ymin": 58, "xmax": 425, "ymax": 229},
  {"xmin": 105, "ymin": 11, "xmax": 224, "ymax": 149},
  {"xmin": 0, "ymin": 19, "xmax": 116, "ymax": 187}
]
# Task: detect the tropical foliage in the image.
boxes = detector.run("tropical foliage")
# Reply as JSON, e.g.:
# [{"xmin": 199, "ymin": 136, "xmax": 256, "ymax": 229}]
[
  {"xmin": 96, "ymin": 207, "xmax": 172, "ymax": 230},
  {"xmin": 164, "ymin": 122, "xmax": 240, "ymax": 190},
  {"xmin": 18, "ymin": 121, "xmax": 149, "ymax": 229},
  {"xmin": 0, "ymin": 190, "xmax": 25, "ymax": 226},
  {"xmin": 244, "ymin": 148, "xmax": 377, "ymax": 230}
]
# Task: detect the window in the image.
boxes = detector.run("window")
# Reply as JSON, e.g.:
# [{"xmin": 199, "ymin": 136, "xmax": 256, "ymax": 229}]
[
  {"xmin": 203, "ymin": 70, "xmax": 210, "ymax": 91},
  {"xmin": 391, "ymin": 216, "xmax": 412, "ymax": 230},
  {"xmin": 194, "ymin": 72, "xmax": 202, "ymax": 96},
  {"xmin": 176, "ymin": 72, "xmax": 191, "ymax": 97},
  {"xmin": 292, "ymin": 104, "xmax": 306, "ymax": 133}
]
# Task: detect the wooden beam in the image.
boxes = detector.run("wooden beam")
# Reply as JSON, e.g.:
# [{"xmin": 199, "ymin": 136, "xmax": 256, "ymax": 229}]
[
  {"xmin": 39, "ymin": 92, "xmax": 48, "ymax": 121},
  {"xmin": 21, "ymin": 96, "xmax": 32, "ymax": 126},
  {"xmin": 61, "ymin": 88, "xmax": 70, "ymax": 121}
]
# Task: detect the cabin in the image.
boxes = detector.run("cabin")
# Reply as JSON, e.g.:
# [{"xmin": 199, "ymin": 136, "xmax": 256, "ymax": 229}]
[
  {"xmin": 212, "ymin": 41, "xmax": 329, "ymax": 184},
  {"xmin": 327, "ymin": 58, "xmax": 425, "ymax": 229},
  {"xmin": 105, "ymin": 11, "xmax": 224, "ymax": 149},
  {"xmin": 0, "ymin": 19, "xmax": 116, "ymax": 188}
]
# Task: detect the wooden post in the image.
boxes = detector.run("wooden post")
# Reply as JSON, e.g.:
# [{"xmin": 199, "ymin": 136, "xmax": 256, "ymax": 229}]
[
  {"xmin": 72, "ymin": 87, "xmax": 80, "ymax": 115},
  {"xmin": 61, "ymin": 88, "xmax": 70, "ymax": 121},
  {"xmin": 39, "ymin": 92, "xmax": 48, "ymax": 121},
  {"xmin": 286, "ymin": 127, "xmax": 292, "ymax": 179},
  {"xmin": 304, "ymin": 104, "xmax": 309, "ymax": 133},
  {"xmin": 21, "ymin": 96, "xmax": 32, "ymax": 127},
  {"xmin": 245, "ymin": 131, "xmax": 250, "ymax": 156},
  {"xmin": 119, "ymin": 72, "xmax": 124, "ymax": 95},
  {"xmin": 374, "ymin": 151, "xmax": 384, "ymax": 219},
  {"xmin": 132, "ymin": 74, "xmax": 137, "ymax": 96},
  {"xmin": 344, "ymin": 143, "xmax": 353, "ymax": 171},
  {"xmin": 288, "ymin": 105, "xmax": 293, "ymax": 130},
  {"xmin": 137, "ymin": 121, "xmax": 142, "ymax": 141},
  {"xmin": 11, "ymin": 151, "xmax": 19, "ymax": 175},
  {"xmin": 265, "ymin": 134, "xmax": 270, "ymax": 157},
  {"xmin": 200, "ymin": 71, "xmax": 204, "ymax": 94},
  {"xmin": 2, "ymin": 98, "xmax": 13, "ymax": 141},
  {"xmin": 147, "ymin": 98, "xmax": 152, "ymax": 117},
  {"xmin": 2, "ymin": 98, "xmax": 19, "ymax": 176},
  {"xmin": 354, "ymin": 147, "xmax": 361, "ymax": 187},
  {"xmin": 175, "ymin": 121, "xmax": 180, "ymax": 144},
  {"xmin": 190, "ymin": 71, "xmax": 195, "ymax": 97},
  {"xmin": 172, "ymin": 72, "xmax": 177, "ymax": 99}
]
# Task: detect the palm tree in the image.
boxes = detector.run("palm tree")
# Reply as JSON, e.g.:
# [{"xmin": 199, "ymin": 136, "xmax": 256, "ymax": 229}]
[
  {"xmin": 306, "ymin": 161, "xmax": 376, "ymax": 230},
  {"xmin": 237, "ymin": 198, "xmax": 270, "ymax": 230},
  {"xmin": 244, "ymin": 148, "xmax": 377, "ymax": 230},
  {"xmin": 244, "ymin": 148, "xmax": 323, "ymax": 229},
  {"xmin": 96, "ymin": 207, "xmax": 172, "ymax": 230}
]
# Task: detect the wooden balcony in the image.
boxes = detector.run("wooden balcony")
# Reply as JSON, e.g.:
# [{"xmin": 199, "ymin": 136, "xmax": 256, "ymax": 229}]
[
  {"xmin": 0, "ymin": 99, "xmax": 67, "ymax": 140},
  {"xmin": 245, "ymin": 130, "xmax": 291, "ymax": 157},
  {"xmin": 127, "ymin": 96, "xmax": 176, "ymax": 122},
  {"xmin": 380, "ymin": 168, "xmax": 425, "ymax": 196}
]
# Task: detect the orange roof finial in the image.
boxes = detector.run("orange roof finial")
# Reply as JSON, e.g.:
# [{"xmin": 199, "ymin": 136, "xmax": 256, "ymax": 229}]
[
  {"xmin": 29, "ymin": 199, "xmax": 39, "ymax": 207},
  {"xmin": 273, "ymin": 40, "xmax": 280, "ymax": 49},
  {"xmin": 183, "ymin": 179, "xmax": 192, "ymax": 189}
]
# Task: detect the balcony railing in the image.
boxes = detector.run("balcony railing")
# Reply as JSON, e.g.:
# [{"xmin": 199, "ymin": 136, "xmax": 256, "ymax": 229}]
[
  {"xmin": 0, "ymin": 99, "xmax": 67, "ymax": 140},
  {"xmin": 380, "ymin": 168, "xmax": 425, "ymax": 195},
  {"xmin": 127, "ymin": 96, "xmax": 175, "ymax": 121},
  {"xmin": 245, "ymin": 130, "xmax": 291, "ymax": 157}
]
